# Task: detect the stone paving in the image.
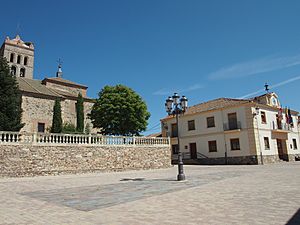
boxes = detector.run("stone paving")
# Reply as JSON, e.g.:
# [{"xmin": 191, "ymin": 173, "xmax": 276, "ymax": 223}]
[{"xmin": 0, "ymin": 163, "xmax": 300, "ymax": 225}]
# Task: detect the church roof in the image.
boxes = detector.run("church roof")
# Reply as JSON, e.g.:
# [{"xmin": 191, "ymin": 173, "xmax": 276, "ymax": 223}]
[
  {"xmin": 17, "ymin": 77, "xmax": 62, "ymax": 98},
  {"xmin": 42, "ymin": 77, "xmax": 88, "ymax": 89},
  {"xmin": 17, "ymin": 77, "xmax": 94, "ymax": 101}
]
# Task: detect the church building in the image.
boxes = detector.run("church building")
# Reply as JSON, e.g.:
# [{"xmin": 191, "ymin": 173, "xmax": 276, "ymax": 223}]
[{"xmin": 0, "ymin": 35, "xmax": 95, "ymax": 133}]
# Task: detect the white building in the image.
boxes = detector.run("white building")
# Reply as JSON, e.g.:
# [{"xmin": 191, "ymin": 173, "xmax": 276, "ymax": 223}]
[{"xmin": 161, "ymin": 92, "xmax": 300, "ymax": 164}]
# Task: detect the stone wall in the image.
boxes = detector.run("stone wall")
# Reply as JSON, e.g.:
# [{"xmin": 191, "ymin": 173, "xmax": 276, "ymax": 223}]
[
  {"xmin": 21, "ymin": 95, "xmax": 55, "ymax": 132},
  {"xmin": 21, "ymin": 95, "xmax": 95, "ymax": 133},
  {"xmin": 0, "ymin": 144, "xmax": 171, "ymax": 177}
]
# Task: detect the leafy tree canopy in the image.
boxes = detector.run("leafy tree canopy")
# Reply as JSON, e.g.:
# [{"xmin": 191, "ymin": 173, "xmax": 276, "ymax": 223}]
[
  {"xmin": 62, "ymin": 122, "xmax": 77, "ymax": 134},
  {"xmin": 0, "ymin": 57, "xmax": 24, "ymax": 131},
  {"xmin": 90, "ymin": 85, "xmax": 150, "ymax": 136}
]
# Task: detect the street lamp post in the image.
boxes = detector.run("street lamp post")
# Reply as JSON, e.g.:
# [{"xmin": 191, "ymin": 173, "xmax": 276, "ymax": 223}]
[{"xmin": 165, "ymin": 93, "xmax": 188, "ymax": 181}]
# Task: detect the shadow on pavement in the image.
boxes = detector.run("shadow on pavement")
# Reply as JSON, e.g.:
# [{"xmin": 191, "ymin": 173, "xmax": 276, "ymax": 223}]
[
  {"xmin": 120, "ymin": 178, "xmax": 178, "ymax": 182},
  {"xmin": 286, "ymin": 208, "xmax": 300, "ymax": 225},
  {"xmin": 120, "ymin": 178, "xmax": 145, "ymax": 181}
]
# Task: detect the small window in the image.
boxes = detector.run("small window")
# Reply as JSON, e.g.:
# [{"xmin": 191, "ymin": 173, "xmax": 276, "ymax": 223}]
[
  {"xmin": 207, "ymin": 116, "xmax": 215, "ymax": 128},
  {"xmin": 171, "ymin": 123, "xmax": 178, "ymax": 137},
  {"xmin": 38, "ymin": 123, "xmax": 45, "ymax": 133},
  {"xmin": 230, "ymin": 138, "xmax": 240, "ymax": 150},
  {"xmin": 20, "ymin": 68, "xmax": 25, "ymax": 77},
  {"xmin": 17, "ymin": 55, "xmax": 21, "ymax": 64},
  {"xmin": 208, "ymin": 140, "xmax": 217, "ymax": 152},
  {"xmin": 293, "ymin": 139, "xmax": 298, "ymax": 150},
  {"xmin": 24, "ymin": 56, "xmax": 28, "ymax": 65},
  {"xmin": 261, "ymin": 111, "xmax": 267, "ymax": 123},
  {"xmin": 10, "ymin": 53, "xmax": 14, "ymax": 62},
  {"xmin": 188, "ymin": 120, "xmax": 195, "ymax": 131},
  {"xmin": 11, "ymin": 66, "xmax": 16, "ymax": 75},
  {"xmin": 264, "ymin": 137, "xmax": 270, "ymax": 150},
  {"xmin": 172, "ymin": 144, "xmax": 179, "ymax": 154}
]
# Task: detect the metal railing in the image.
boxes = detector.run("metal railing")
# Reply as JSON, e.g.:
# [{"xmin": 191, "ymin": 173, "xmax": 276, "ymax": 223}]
[
  {"xmin": 223, "ymin": 121, "xmax": 241, "ymax": 131},
  {"xmin": 271, "ymin": 121, "xmax": 291, "ymax": 131},
  {"xmin": 172, "ymin": 152, "xmax": 209, "ymax": 160},
  {"xmin": 0, "ymin": 131, "xmax": 170, "ymax": 146}
]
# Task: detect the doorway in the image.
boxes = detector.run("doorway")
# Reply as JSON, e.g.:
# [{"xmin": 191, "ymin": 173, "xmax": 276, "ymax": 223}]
[
  {"xmin": 190, "ymin": 143, "xmax": 197, "ymax": 159},
  {"xmin": 277, "ymin": 139, "xmax": 288, "ymax": 161}
]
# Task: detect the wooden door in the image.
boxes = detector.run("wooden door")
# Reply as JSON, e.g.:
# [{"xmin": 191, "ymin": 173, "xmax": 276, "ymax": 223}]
[
  {"xmin": 190, "ymin": 143, "xmax": 197, "ymax": 159},
  {"xmin": 277, "ymin": 139, "xmax": 284, "ymax": 160}
]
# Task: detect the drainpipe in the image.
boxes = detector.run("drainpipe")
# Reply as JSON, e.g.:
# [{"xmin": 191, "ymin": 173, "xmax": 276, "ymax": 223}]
[
  {"xmin": 255, "ymin": 107, "xmax": 264, "ymax": 165},
  {"xmin": 221, "ymin": 109, "xmax": 228, "ymax": 165}
]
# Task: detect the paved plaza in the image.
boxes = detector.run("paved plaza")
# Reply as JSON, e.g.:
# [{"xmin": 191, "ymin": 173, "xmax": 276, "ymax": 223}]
[{"xmin": 0, "ymin": 163, "xmax": 300, "ymax": 225}]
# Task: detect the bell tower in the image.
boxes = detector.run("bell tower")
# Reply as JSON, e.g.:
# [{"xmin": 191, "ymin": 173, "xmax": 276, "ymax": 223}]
[{"xmin": 0, "ymin": 35, "xmax": 34, "ymax": 79}]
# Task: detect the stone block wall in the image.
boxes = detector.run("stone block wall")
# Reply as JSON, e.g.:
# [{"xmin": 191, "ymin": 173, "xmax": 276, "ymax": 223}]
[
  {"xmin": 21, "ymin": 95, "xmax": 95, "ymax": 133},
  {"xmin": 0, "ymin": 145, "xmax": 171, "ymax": 177}
]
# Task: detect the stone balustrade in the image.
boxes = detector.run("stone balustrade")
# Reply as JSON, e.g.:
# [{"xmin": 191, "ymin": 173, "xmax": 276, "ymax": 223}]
[{"xmin": 0, "ymin": 131, "xmax": 169, "ymax": 146}]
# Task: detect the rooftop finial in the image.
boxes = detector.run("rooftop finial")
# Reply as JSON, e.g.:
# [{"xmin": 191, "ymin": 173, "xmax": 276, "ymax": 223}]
[
  {"xmin": 56, "ymin": 58, "xmax": 63, "ymax": 78},
  {"xmin": 264, "ymin": 82, "xmax": 269, "ymax": 93},
  {"xmin": 16, "ymin": 23, "xmax": 21, "ymax": 37}
]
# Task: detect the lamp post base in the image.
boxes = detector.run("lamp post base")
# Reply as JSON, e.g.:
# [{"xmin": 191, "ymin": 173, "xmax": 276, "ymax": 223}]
[
  {"xmin": 177, "ymin": 152, "xmax": 185, "ymax": 181},
  {"xmin": 177, "ymin": 173, "xmax": 185, "ymax": 181}
]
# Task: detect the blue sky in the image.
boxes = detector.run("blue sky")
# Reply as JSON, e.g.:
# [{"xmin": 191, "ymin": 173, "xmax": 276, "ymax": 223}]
[{"xmin": 1, "ymin": 0, "xmax": 300, "ymax": 135}]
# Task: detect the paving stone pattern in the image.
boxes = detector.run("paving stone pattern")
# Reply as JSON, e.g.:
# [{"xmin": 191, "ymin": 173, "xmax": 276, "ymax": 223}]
[
  {"xmin": 0, "ymin": 163, "xmax": 300, "ymax": 225},
  {"xmin": 22, "ymin": 171, "xmax": 243, "ymax": 211}
]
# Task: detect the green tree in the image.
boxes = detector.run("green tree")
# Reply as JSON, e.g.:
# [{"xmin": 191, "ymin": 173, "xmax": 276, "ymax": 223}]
[
  {"xmin": 76, "ymin": 92, "xmax": 84, "ymax": 133},
  {"xmin": 51, "ymin": 98, "xmax": 62, "ymax": 133},
  {"xmin": 62, "ymin": 122, "xmax": 77, "ymax": 134},
  {"xmin": 0, "ymin": 57, "xmax": 24, "ymax": 131},
  {"xmin": 90, "ymin": 85, "xmax": 150, "ymax": 136}
]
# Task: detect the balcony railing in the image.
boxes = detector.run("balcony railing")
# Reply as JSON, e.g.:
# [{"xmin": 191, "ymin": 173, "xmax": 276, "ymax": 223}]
[
  {"xmin": 271, "ymin": 121, "xmax": 291, "ymax": 131},
  {"xmin": 223, "ymin": 121, "xmax": 241, "ymax": 131},
  {"xmin": 0, "ymin": 131, "xmax": 170, "ymax": 146}
]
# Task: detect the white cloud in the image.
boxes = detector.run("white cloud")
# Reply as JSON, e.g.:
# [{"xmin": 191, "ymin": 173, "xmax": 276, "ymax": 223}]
[
  {"xmin": 153, "ymin": 84, "xmax": 204, "ymax": 96},
  {"xmin": 238, "ymin": 75, "xmax": 300, "ymax": 99},
  {"xmin": 208, "ymin": 55, "xmax": 300, "ymax": 80},
  {"xmin": 153, "ymin": 88, "xmax": 176, "ymax": 96}
]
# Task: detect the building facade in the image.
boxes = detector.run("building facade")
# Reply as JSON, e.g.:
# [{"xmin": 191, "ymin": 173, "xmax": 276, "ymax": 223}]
[
  {"xmin": 161, "ymin": 92, "xmax": 300, "ymax": 164},
  {"xmin": 1, "ymin": 35, "xmax": 95, "ymax": 133}
]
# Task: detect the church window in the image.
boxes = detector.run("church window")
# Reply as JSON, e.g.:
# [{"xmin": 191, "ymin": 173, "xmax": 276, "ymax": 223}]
[
  {"xmin": 20, "ymin": 68, "xmax": 25, "ymax": 77},
  {"xmin": 17, "ymin": 55, "xmax": 21, "ymax": 64},
  {"xmin": 24, "ymin": 56, "xmax": 28, "ymax": 65},
  {"xmin": 11, "ymin": 66, "xmax": 16, "ymax": 75},
  {"xmin": 10, "ymin": 53, "xmax": 15, "ymax": 62},
  {"xmin": 38, "ymin": 123, "xmax": 45, "ymax": 133}
]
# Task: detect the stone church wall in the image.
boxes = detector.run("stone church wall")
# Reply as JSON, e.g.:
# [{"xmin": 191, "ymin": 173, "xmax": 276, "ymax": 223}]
[
  {"xmin": 21, "ymin": 95, "xmax": 95, "ymax": 133},
  {"xmin": 21, "ymin": 95, "xmax": 55, "ymax": 132},
  {"xmin": 0, "ymin": 144, "xmax": 171, "ymax": 177}
]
